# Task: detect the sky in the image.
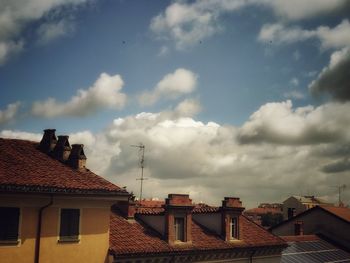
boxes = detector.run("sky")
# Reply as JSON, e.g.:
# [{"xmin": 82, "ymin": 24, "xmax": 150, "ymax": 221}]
[{"xmin": 1, "ymin": 0, "xmax": 350, "ymax": 207}]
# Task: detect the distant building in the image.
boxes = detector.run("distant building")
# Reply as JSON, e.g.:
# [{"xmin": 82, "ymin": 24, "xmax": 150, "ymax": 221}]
[
  {"xmin": 282, "ymin": 195, "xmax": 333, "ymax": 220},
  {"xmin": 244, "ymin": 203, "xmax": 282, "ymax": 227},
  {"xmin": 270, "ymin": 205, "xmax": 350, "ymax": 250}
]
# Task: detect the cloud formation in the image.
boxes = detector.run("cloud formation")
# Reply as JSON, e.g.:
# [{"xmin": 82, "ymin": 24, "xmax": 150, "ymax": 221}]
[
  {"xmin": 31, "ymin": 73, "xmax": 126, "ymax": 118},
  {"xmin": 0, "ymin": 102, "xmax": 21, "ymax": 125},
  {"xmin": 309, "ymin": 48, "xmax": 350, "ymax": 101},
  {"xmin": 150, "ymin": 0, "xmax": 348, "ymax": 49},
  {"xmin": 0, "ymin": 0, "xmax": 88, "ymax": 64},
  {"xmin": 256, "ymin": 0, "xmax": 348, "ymax": 21},
  {"xmin": 138, "ymin": 68, "xmax": 198, "ymax": 106},
  {"xmin": 258, "ymin": 19, "xmax": 350, "ymax": 49},
  {"xmin": 36, "ymin": 18, "xmax": 75, "ymax": 45},
  {"xmin": 238, "ymin": 100, "xmax": 350, "ymax": 145},
  {"xmin": 3, "ymin": 99, "xmax": 350, "ymax": 207}
]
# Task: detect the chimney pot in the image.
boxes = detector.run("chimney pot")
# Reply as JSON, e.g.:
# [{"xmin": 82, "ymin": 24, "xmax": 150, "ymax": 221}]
[
  {"xmin": 39, "ymin": 129, "xmax": 57, "ymax": 153},
  {"xmin": 68, "ymin": 144, "xmax": 87, "ymax": 170},
  {"xmin": 52, "ymin": 135, "xmax": 71, "ymax": 162}
]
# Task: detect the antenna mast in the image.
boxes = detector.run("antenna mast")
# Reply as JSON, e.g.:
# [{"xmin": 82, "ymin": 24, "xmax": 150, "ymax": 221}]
[
  {"xmin": 131, "ymin": 143, "xmax": 147, "ymax": 201},
  {"xmin": 337, "ymin": 184, "xmax": 347, "ymax": 206}
]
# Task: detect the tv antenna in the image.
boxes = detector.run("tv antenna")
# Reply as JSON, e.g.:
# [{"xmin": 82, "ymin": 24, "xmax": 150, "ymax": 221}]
[
  {"xmin": 131, "ymin": 143, "xmax": 147, "ymax": 202},
  {"xmin": 331, "ymin": 184, "xmax": 347, "ymax": 206}
]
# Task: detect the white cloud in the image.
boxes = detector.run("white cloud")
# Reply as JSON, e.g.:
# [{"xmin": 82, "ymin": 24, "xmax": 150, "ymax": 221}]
[
  {"xmin": 175, "ymin": 98, "xmax": 202, "ymax": 117},
  {"xmin": 150, "ymin": 0, "xmax": 348, "ymax": 49},
  {"xmin": 150, "ymin": 0, "xmax": 247, "ymax": 50},
  {"xmin": 2, "ymin": 100, "xmax": 350, "ymax": 207},
  {"xmin": 289, "ymin": 77, "xmax": 299, "ymax": 87},
  {"xmin": 138, "ymin": 68, "xmax": 198, "ymax": 106},
  {"xmin": 0, "ymin": 102, "xmax": 21, "ymax": 125},
  {"xmin": 36, "ymin": 18, "xmax": 75, "ymax": 45},
  {"xmin": 31, "ymin": 73, "xmax": 127, "ymax": 118},
  {"xmin": 238, "ymin": 100, "xmax": 350, "ymax": 145},
  {"xmin": 0, "ymin": 0, "xmax": 88, "ymax": 64},
  {"xmin": 258, "ymin": 19, "xmax": 350, "ymax": 50},
  {"xmin": 255, "ymin": 0, "xmax": 347, "ymax": 21},
  {"xmin": 0, "ymin": 129, "xmax": 41, "ymax": 141}
]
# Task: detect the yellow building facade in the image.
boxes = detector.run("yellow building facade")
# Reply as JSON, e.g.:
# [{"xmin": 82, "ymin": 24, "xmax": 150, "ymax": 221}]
[
  {"xmin": 0, "ymin": 132, "xmax": 130, "ymax": 263},
  {"xmin": 0, "ymin": 194, "xmax": 125, "ymax": 263}
]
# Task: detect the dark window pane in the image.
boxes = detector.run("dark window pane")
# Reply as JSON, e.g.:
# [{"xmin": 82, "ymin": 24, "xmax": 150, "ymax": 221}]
[
  {"xmin": 60, "ymin": 209, "xmax": 80, "ymax": 240},
  {"xmin": 0, "ymin": 207, "xmax": 20, "ymax": 241}
]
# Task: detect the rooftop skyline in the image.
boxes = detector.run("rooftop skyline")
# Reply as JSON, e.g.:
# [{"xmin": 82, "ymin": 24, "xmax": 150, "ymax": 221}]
[{"xmin": 1, "ymin": 0, "xmax": 350, "ymax": 207}]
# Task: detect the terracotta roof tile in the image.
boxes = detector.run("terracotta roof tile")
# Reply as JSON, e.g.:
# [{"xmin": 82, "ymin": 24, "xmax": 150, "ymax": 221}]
[
  {"xmin": 244, "ymin": 207, "xmax": 282, "ymax": 215},
  {"xmin": 0, "ymin": 138, "xmax": 126, "ymax": 195},
  {"xmin": 320, "ymin": 206, "xmax": 350, "ymax": 222}
]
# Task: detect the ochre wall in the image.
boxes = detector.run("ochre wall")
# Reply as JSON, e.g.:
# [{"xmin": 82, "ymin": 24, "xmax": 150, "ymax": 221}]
[{"xmin": 0, "ymin": 194, "xmax": 114, "ymax": 263}]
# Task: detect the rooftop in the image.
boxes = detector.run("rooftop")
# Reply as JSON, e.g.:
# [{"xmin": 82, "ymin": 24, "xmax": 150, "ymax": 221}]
[
  {"xmin": 0, "ymin": 138, "xmax": 127, "ymax": 195},
  {"xmin": 109, "ymin": 208, "xmax": 286, "ymax": 256}
]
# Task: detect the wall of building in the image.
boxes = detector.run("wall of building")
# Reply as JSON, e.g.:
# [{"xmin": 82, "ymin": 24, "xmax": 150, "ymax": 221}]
[
  {"xmin": 282, "ymin": 197, "xmax": 306, "ymax": 220},
  {"xmin": 272, "ymin": 208, "xmax": 350, "ymax": 248},
  {"xmin": 193, "ymin": 213, "xmax": 221, "ymax": 235},
  {"xmin": 0, "ymin": 194, "xmax": 117, "ymax": 263},
  {"xmin": 137, "ymin": 215, "xmax": 165, "ymax": 235}
]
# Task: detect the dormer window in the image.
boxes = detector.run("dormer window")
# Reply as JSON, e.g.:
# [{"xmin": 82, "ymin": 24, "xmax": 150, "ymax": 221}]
[
  {"xmin": 230, "ymin": 217, "xmax": 238, "ymax": 239},
  {"xmin": 174, "ymin": 217, "xmax": 185, "ymax": 242}
]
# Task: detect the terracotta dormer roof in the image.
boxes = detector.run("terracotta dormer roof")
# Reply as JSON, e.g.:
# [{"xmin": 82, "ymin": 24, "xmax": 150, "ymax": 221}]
[
  {"xmin": 0, "ymin": 138, "xmax": 127, "ymax": 195},
  {"xmin": 109, "ymin": 209, "xmax": 286, "ymax": 256}
]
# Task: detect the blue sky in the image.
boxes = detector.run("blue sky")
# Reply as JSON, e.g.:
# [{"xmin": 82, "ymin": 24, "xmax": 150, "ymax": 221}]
[{"xmin": 1, "ymin": 0, "xmax": 350, "ymax": 207}]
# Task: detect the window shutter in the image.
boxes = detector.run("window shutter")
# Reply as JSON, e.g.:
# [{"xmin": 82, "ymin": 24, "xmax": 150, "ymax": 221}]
[
  {"xmin": 0, "ymin": 207, "xmax": 20, "ymax": 241},
  {"xmin": 60, "ymin": 209, "xmax": 80, "ymax": 240}
]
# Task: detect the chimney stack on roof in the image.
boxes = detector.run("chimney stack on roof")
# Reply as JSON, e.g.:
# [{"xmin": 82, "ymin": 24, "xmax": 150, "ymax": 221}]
[
  {"xmin": 52, "ymin": 135, "xmax": 71, "ymax": 162},
  {"xmin": 164, "ymin": 194, "xmax": 194, "ymax": 245},
  {"xmin": 221, "ymin": 197, "xmax": 245, "ymax": 241},
  {"xmin": 68, "ymin": 144, "xmax": 87, "ymax": 170},
  {"xmin": 39, "ymin": 129, "xmax": 57, "ymax": 153}
]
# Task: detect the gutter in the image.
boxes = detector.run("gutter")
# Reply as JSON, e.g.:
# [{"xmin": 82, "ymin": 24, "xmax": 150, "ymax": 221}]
[{"xmin": 34, "ymin": 195, "xmax": 53, "ymax": 263}]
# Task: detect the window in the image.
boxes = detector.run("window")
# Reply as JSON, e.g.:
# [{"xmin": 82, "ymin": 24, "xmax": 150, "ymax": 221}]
[
  {"xmin": 0, "ymin": 207, "xmax": 20, "ymax": 243},
  {"xmin": 59, "ymin": 209, "xmax": 80, "ymax": 242},
  {"xmin": 174, "ymin": 217, "xmax": 185, "ymax": 242},
  {"xmin": 294, "ymin": 221, "xmax": 304, "ymax": 236},
  {"xmin": 230, "ymin": 217, "xmax": 238, "ymax": 239},
  {"xmin": 287, "ymin": 208, "xmax": 296, "ymax": 219}
]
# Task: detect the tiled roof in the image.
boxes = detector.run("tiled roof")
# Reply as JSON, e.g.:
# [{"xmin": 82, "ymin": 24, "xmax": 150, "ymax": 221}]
[
  {"xmin": 109, "ymin": 210, "xmax": 286, "ymax": 256},
  {"xmin": 193, "ymin": 203, "xmax": 220, "ymax": 213},
  {"xmin": 244, "ymin": 207, "xmax": 282, "ymax": 215},
  {"xmin": 320, "ymin": 206, "xmax": 350, "ymax": 222},
  {"xmin": 135, "ymin": 202, "xmax": 221, "ymax": 215},
  {"xmin": 0, "ymin": 138, "xmax": 127, "ymax": 195}
]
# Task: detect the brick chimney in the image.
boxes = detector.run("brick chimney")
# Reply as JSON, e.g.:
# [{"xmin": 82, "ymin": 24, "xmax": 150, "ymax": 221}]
[
  {"xmin": 115, "ymin": 199, "xmax": 136, "ymax": 220},
  {"xmin": 68, "ymin": 144, "xmax": 87, "ymax": 170},
  {"xmin": 164, "ymin": 194, "xmax": 194, "ymax": 245},
  {"xmin": 39, "ymin": 129, "xmax": 57, "ymax": 153},
  {"xmin": 52, "ymin": 135, "xmax": 71, "ymax": 162},
  {"xmin": 221, "ymin": 197, "xmax": 245, "ymax": 241}
]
